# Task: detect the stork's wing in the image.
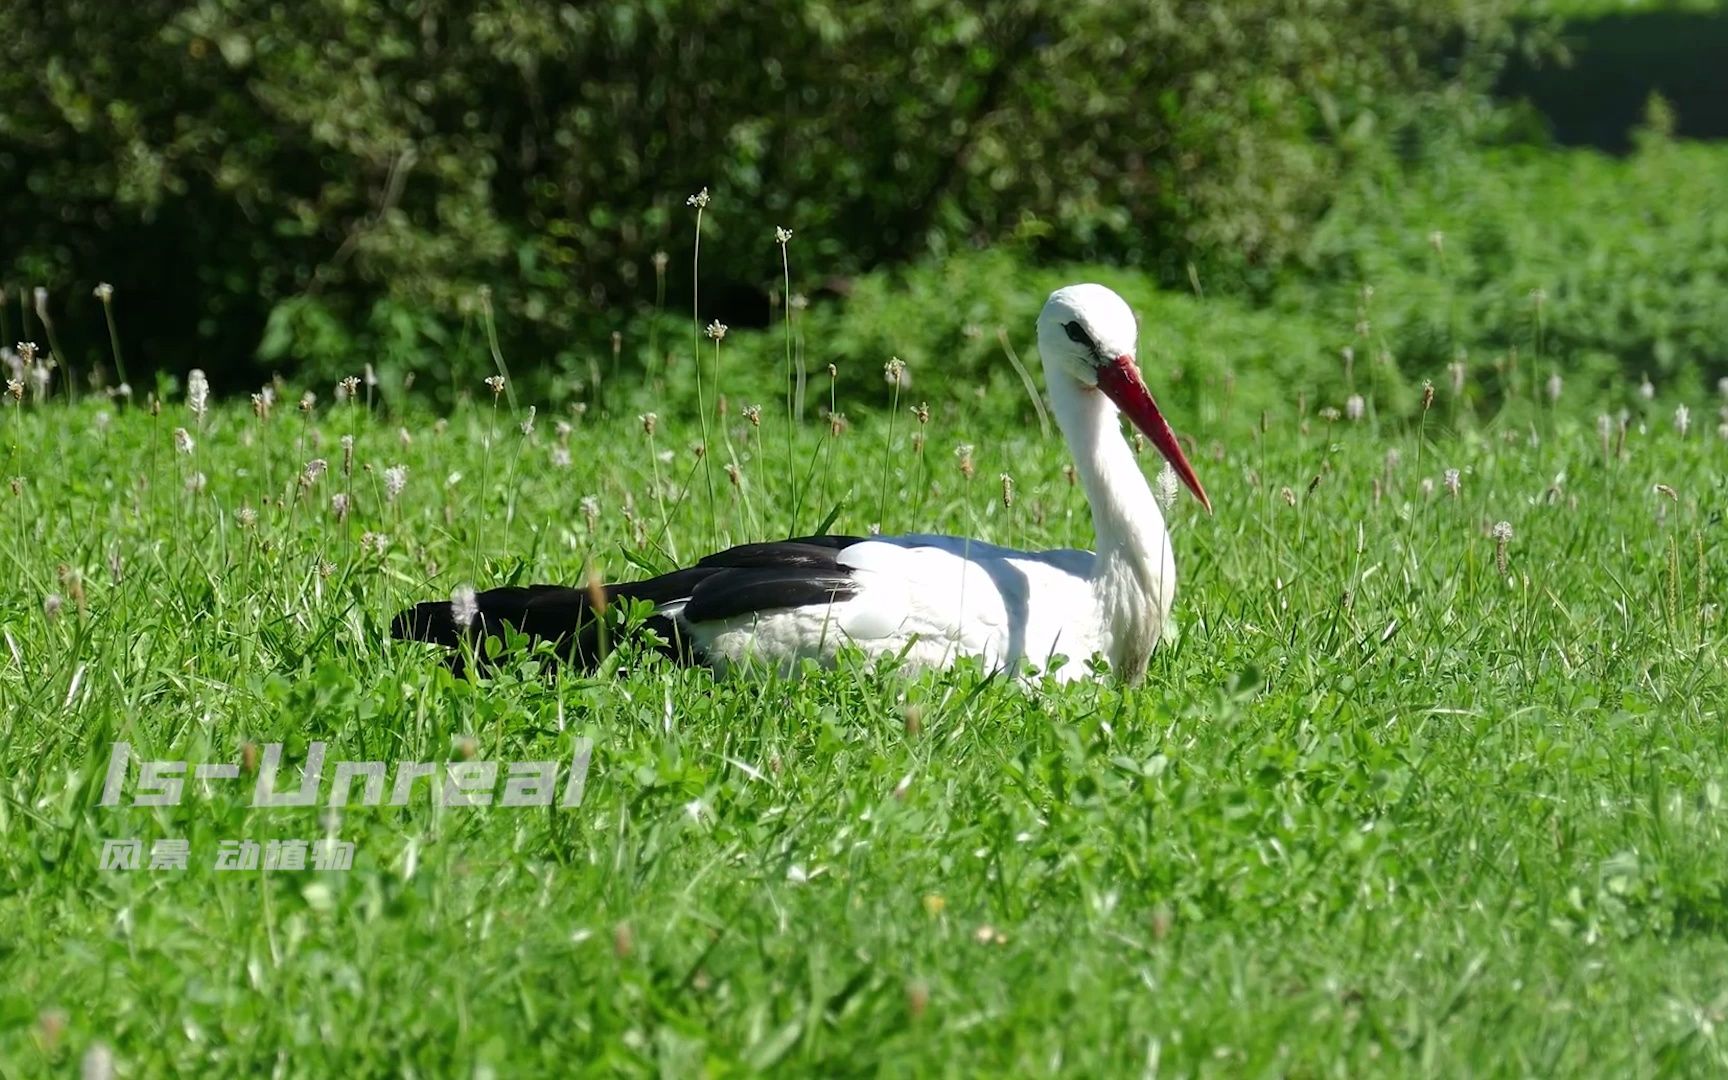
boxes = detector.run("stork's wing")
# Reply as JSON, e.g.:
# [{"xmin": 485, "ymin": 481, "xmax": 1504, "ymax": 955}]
[{"xmin": 390, "ymin": 535, "xmax": 867, "ymax": 666}]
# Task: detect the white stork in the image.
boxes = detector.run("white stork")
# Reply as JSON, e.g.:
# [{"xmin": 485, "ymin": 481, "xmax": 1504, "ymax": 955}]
[{"xmin": 395, "ymin": 283, "xmax": 1210, "ymax": 682}]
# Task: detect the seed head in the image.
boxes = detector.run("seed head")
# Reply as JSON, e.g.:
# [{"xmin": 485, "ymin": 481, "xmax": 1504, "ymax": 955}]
[
  {"xmin": 1155, "ymin": 461, "xmax": 1179, "ymax": 510},
  {"xmin": 301, "ymin": 459, "xmax": 328, "ymax": 487},
  {"xmin": 235, "ymin": 506, "xmax": 258, "ymax": 529},
  {"xmin": 173, "ymin": 427, "xmax": 195, "ymax": 455},
  {"xmin": 1443, "ymin": 468, "xmax": 1461, "ymax": 497},
  {"xmin": 686, "ymin": 187, "xmax": 710, "ymax": 209},
  {"xmin": 724, "ymin": 462, "xmax": 741, "ymax": 488},
  {"xmin": 185, "ymin": 471, "xmax": 207, "ymax": 494},
  {"xmin": 955, "ymin": 443, "xmax": 975, "ymax": 480},
  {"xmin": 298, "ymin": 390, "xmax": 315, "ymax": 413},
  {"xmin": 520, "ymin": 405, "xmax": 537, "ymax": 436},
  {"xmin": 639, "ymin": 412, "xmax": 658, "ymax": 436},
  {"xmin": 15, "ymin": 342, "xmax": 37, "ymax": 365},
  {"xmin": 340, "ymin": 434, "xmax": 355, "ymax": 475},
  {"xmin": 775, "ymin": 226, "xmax": 793, "ymax": 244},
  {"xmin": 1000, "ymin": 473, "xmax": 1015, "ymax": 510},
  {"xmin": 94, "ymin": 282, "xmax": 114, "ymax": 302},
  {"xmin": 1421, "ymin": 381, "xmax": 1435, "ymax": 412},
  {"xmin": 43, "ymin": 593, "xmax": 62, "ymax": 622},
  {"xmin": 579, "ymin": 495, "xmax": 600, "ymax": 531},
  {"xmin": 4, "ymin": 379, "xmax": 20, "ymax": 402},
  {"xmin": 884, "ymin": 358, "xmax": 907, "ymax": 387},
  {"xmin": 382, "ymin": 464, "xmax": 408, "ymax": 503},
  {"xmin": 1492, "ymin": 521, "xmax": 1513, "ymax": 577},
  {"xmin": 338, "ymin": 375, "xmax": 361, "ymax": 400},
  {"xmin": 330, "ymin": 492, "xmax": 350, "ymax": 521},
  {"xmin": 911, "ymin": 402, "xmax": 930, "ymax": 425},
  {"xmin": 705, "ymin": 320, "xmax": 728, "ymax": 341},
  {"xmin": 451, "ymin": 585, "xmax": 479, "ymax": 628}
]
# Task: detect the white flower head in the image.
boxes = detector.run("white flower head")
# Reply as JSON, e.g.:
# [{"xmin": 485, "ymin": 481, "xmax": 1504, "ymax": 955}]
[
  {"xmin": 173, "ymin": 427, "xmax": 195, "ymax": 455},
  {"xmin": 451, "ymin": 585, "xmax": 479, "ymax": 628},
  {"xmin": 1155, "ymin": 461, "xmax": 1180, "ymax": 511},
  {"xmin": 1345, "ymin": 394, "xmax": 1365, "ymax": 421},
  {"xmin": 774, "ymin": 226, "xmax": 793, "ymax": 244},
  {"xmin": 1675, "ymin": 404, "xmax": 1691, "ymax": 437},
  {"xmin": 520, "ymin": 405, "xmax": 537, "ymax": 436},
  {"xmin": 383, "ymin": 464, "xmax": 408, "ymax": 503},
  {"xmin": 1443, "ymin": 468, "xmax": 1461, "ymax": 497},
  {"xmin": 1545, "ymin": 373, "xmax": 1563, "ymax": 403},
  {"xmin": 686, "ymin": 187, "xmax": 710, "ymax": 209}
]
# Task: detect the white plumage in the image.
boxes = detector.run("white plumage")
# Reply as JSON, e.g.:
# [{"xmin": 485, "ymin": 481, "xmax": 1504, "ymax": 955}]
[
  {"xmin": 396, "ymin": 283, "xmax": 1210, "ymax": 683},
  {"xmin": 665, "ymin": 284, "xmax": 1206, "ymax": 683}
]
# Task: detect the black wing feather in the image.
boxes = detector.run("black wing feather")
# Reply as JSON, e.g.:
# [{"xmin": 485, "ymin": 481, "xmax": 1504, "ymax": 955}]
[{"xmin": 390, "ymin": 535, "xmax": 866, "ymax": 669}]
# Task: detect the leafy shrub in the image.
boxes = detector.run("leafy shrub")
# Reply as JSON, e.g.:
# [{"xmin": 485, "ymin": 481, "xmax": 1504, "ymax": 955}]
[
  {"xmin": 1287, "ymin": 135, "xmax": 1728, "ymax": 398},
  {"xmin": 0, "ymin": 0, "xmax": 1522, "ymax": 391}
]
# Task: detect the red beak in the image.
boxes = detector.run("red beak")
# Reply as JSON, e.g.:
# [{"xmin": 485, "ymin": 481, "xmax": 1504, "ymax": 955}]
[{"xmin": 1096, "ymin": 354, "xmax": 1211, "ymax": 514}]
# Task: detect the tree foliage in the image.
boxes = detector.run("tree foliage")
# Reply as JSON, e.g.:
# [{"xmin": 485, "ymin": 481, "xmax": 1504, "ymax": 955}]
[{"xmin": 0, "ymin": 0, "xmax": 1523, "ymax": 389}]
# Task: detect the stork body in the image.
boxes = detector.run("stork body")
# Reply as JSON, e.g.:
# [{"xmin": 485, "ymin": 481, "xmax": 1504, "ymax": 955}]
[{"xmin": 393, "ymin": 284, "xmax": 1209, "ymax": 683}]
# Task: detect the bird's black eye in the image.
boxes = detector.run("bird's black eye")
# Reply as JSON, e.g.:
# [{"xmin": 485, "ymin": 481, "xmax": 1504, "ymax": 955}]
[{"xmin": 1063, "ymin": 321, "xmax": 1094, "ymax": 350}]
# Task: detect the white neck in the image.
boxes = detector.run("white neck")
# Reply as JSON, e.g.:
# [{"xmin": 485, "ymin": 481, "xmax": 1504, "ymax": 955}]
[{"xmin": 1046, "ymin": 372, "xmax": 1177, "ymax": 678}]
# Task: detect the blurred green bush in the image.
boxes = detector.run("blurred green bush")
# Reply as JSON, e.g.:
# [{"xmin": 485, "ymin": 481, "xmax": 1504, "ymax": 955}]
[
  {"xmin": 0, "ymin": 0, "xmax": 1522, "ymax": 391},
  {"xmin": 1288, "ymin": 129, "xmax": 1728, "ymax": 393}
]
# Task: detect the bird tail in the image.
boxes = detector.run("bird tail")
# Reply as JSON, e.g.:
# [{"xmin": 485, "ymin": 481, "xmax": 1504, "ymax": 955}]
[{"xmin": 391, "ymin": 570, "xmax": 712, "ymax": 669}]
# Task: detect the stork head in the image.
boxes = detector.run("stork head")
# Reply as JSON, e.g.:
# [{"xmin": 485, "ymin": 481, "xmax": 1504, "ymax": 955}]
[{"xmin": 1037, "ymin": 284, "xmax": 1210, "ymax": 513}]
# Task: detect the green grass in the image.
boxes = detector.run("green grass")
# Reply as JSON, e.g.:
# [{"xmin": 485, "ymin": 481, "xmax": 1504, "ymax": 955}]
[{"xmin": 3, "ymin": 326, "xmax": 1727, "ymax": 1075}]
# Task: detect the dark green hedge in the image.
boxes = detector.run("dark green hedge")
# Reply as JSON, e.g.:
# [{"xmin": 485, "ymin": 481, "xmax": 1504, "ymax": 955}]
[{"xmin": 0, "ymin": 0, "xmax": 1523, "ymax": 392}]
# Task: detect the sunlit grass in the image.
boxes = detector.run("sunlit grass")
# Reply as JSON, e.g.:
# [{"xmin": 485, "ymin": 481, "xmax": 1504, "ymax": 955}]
[{"xmin": 2, "ymin": 357, "xmax": 1725, "ymax": 1072}]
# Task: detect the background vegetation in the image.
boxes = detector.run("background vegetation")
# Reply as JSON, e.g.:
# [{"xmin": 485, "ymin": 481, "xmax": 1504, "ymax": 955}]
[
  {"xmin": 4, "ymin": 1, "xmax": 1728, "ymax": 1073},
  {"xmin": 4, "ymin": 0, "xmax": 1530, "ymax": 391}
]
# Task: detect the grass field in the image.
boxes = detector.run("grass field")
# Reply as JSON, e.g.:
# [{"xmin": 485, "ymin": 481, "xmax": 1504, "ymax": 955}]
[{"xmin": 3, "ymin": 325, "xmax": 1726, "ymax": 1075}]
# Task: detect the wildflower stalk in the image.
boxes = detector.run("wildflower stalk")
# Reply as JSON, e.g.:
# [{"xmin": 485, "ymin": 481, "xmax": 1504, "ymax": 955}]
[
  {"xmin": 34, "ymin": 289, "xmax": 75, "ymax": 403},
  {"xmin": 477, "ymin": 287, "xmax": 517, "ymax": 410},
  {"xmin": 776, "ymin": 226, "xmax": 798, "ymax": 531},
  {"xmin": 878, "ymin": 359, "xmax": 905, "ymax": 529},
  {"xmin": 707, "ymin": 326, "xmax": 752, "ymax": 537},
  {"xmin": 94, "ymin": 284, "xmax": 129, "ymax": 394},
  {"xmin": 688, "ymin": 189, "xmax": 718, "ymax": 549}
]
